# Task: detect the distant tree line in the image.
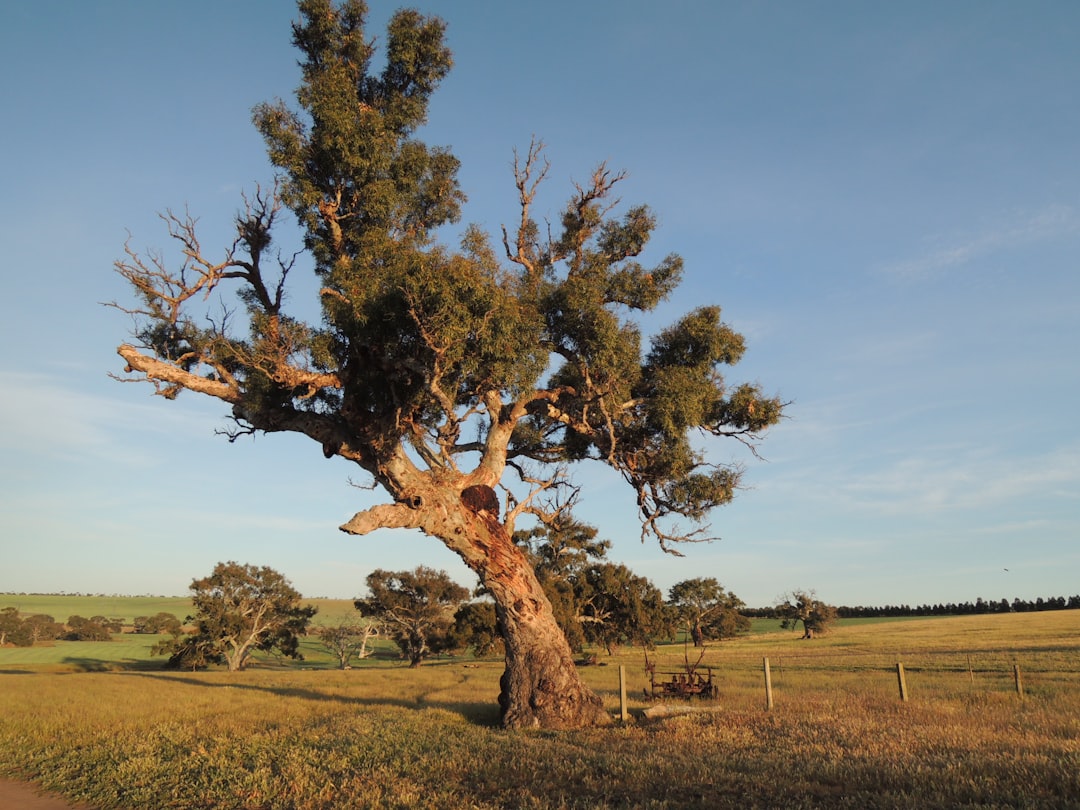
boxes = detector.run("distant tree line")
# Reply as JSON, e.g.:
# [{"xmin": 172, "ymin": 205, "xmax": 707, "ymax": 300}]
[
  {"xmin": 0, "ymin": 610, "xmax": 127, "ymax": 645},
  {"xmin": 744, "ymin": 594, "xmax": 1080, "ymax": 619}
]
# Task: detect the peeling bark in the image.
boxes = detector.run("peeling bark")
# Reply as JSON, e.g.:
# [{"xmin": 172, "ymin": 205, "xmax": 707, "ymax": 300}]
[{"xmin": 343, "ymin": 486, "xmax": 610, "ymax": 729}]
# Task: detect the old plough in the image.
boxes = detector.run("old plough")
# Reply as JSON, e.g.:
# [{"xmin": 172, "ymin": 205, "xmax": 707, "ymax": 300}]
[{"xmin": 643, "ymin": 644, "xmax": 718, "ymax": 700}]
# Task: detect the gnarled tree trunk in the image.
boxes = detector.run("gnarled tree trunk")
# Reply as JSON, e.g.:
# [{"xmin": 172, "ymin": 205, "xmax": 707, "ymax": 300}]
[
  {"xmin": 445, "ymin": 504, "xmax": 610, "ymax": 728},
  {"xmin": 485, "ymin": 541, "xmax": 610, "ymax": 729},
  {"xmin": 344, "ymin": 483, "xmax": 610, "ymax": 729}
]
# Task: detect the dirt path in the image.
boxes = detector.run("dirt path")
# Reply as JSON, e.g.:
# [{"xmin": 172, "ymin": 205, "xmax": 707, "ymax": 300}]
[{"xmin": 0, "ymin": 779, "xmax": 96, "ymax": 810}]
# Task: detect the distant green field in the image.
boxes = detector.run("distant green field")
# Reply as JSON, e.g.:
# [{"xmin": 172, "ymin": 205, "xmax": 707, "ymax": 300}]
[
  {"xmin": 0, "ymin": 594, "xmax": 194, "ymax": 624},
  {"xmin": 0, "ymin": 635, "xmax": 170, "ymax": 670},
  {"xmin": 0, "ymin": 594, "xmax": 365, "ymax": 627}
]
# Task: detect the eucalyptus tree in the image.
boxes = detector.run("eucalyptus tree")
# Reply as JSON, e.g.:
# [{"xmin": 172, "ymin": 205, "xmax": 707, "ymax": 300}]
[
  {"xmin": 159, "ymin": 562, "xmax": 317, "ymax": 671},
  {"xmin": 776, "ymin": 590, "xmax": 838, "ymax": 639},
  {"xmin": 112, "ymin": 0, "xmax": 783, "ymax": 728},
  {"xmin": 355, "ymin": 567, "xmax": 469, "ymax": 667},
  {"xmin": 668, "ymin": 577, "xmax": 750, "ymax": 646}
]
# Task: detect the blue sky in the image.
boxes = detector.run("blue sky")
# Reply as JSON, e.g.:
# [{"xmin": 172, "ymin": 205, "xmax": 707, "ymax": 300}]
[{"xmin": 1, "ymin": 1, "xmax": 1077, "ymax": 608}]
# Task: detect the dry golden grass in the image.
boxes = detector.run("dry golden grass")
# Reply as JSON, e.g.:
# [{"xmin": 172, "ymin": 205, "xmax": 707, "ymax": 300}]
[{"xmin": 1, "ymin": 611, "xmax": 1077, "ymax": 808}]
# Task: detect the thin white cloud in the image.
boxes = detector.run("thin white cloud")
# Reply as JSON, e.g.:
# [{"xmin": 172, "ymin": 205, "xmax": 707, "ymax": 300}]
[
  {"xmin": 0, "ymin": 369, "xmax": 221, "ymax": 466},
  {"xmin": 838, "ymin": 441, "xmax": 1080, "ymax": 515},
  {"xmin": 881, "ymin": 204, "xmax": 1080, "ymax": 279}
]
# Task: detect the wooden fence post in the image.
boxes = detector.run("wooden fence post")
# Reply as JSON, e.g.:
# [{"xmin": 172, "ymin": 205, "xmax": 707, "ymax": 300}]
[
  {"xmin": 763, "ymin": 657, "xmax": 774, "ymax": 711},
  {"xmin": 1013, "ymin": 663, "xmax": 1024, "ymax": 699},
  {"xmin": 619, "ymin": 665, "xmax": 629, "ymax": 721},
  {"xmin": 896, "ymin": 662, "xmax": 909, "ymax": 702}
]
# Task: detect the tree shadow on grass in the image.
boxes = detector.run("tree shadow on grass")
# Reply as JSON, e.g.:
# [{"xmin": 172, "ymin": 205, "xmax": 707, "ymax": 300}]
[
  {"xmin": 123, "ymin": 670, "xmax": 503, "ymax": 727},
  {"xmin": 60, "ymin": 657, "xmax": 169, "ymax": 673}
]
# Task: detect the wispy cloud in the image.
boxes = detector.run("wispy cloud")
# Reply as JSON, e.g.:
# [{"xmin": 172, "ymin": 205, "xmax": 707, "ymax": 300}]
[
  {"xmin": 0, "ymin": 369, "xmax": 219, "ymax": 466},
  {"xmin": 837, "ymin": 442, "xmax": 1080, "ymax": 515},
  {"xmin": 881, "ymin": 204, "xmax": 1080, "ymax": 279}
]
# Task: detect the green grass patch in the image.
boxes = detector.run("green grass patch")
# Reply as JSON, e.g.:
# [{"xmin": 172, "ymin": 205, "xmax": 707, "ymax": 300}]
[{"xmin": 0, "ymin": 594, "xmax": 194, "ymax": 624}]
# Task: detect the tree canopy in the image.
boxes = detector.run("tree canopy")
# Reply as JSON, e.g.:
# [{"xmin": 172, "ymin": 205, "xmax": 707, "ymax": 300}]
[
  {"xmin": 776, "ymin": 590, "xmax": 838, "ymax": 639},
  {"xmin": 159, "ymin": 561, "xmax": 317, "ymax": 671},
  {"xmin": 355, "ymin": 566, "xmax": 469, "ymax": 666},
  {"xmin": 111, "ymin": 0, "xmax": 783, "ymax": 728},
  {"xmin": 668, "ymin": 577, "xmax": 750, "ymax": 646}
]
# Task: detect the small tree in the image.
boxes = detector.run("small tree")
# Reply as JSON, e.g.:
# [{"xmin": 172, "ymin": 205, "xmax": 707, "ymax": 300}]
[
  {"xmin": 158, "ymin": 561, "xmax": 317, "ymax": 671},
  {"xmin": 668, "ymin": 578, "xmax": 750, "ymax": 646},
  {"xmin": 355, "ymin": 567, "xmax": 469, "ymax": 667},
  {"xmin": 776, "ymin": 590, "xmax": 838, "ymax": 639},
  {"xmin": 516, "ymin": 520, "xmax": 612, "ymax": 653},
  {"xmin": 317, "ymin": 619, "xmax": 380, "ymax": 669},
  {"xmin": 517, "ymin": 521, "xmax": 668, "ymax": 654}
]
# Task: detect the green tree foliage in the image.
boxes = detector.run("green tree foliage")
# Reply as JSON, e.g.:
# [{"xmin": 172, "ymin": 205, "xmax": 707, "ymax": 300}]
[
  {"xmin": 0, "ymin": 607, "xmax": 30, "ymax": 647},
  {"xmin": 111, "ymin": 0, "xmax": 783, "ymax": 729},
  {"xmin": 355, "ymin": 567, "xmax": 469, "ymax": 667},
  {"xmin": 65, "ymin": 616, "xmax": 115, "ymax": 642},
  {"xmin": 516, "ymin": 520, "xmax": 612, "ymax": 651},
  {"xmin": 0, "ymin": 613, "xmax": 65, "ymax": 648},
  {"xmin": 132, "ymin": 612, "xmax": 183, "ymax": 635},
  {"xmin": 450, "ymin": 601, "xmax": 503, "ymax": 658},
  {"xmin": 668, "ymin": 577, "xmax": 750, "ymax": 646},
  {"xmin": 776, "ymin": 590, "xmax": 838, "ymax": 639},
  {"xmin": 576, "ymin": 563, "xmax": 668, "ymax": 654},
  {"xmin": 22, "ymin": 614, "xmax": 63, "ymax": 645},
  {"xmin": 157, "ymin": 562, "xmax": 317, "ymax": 671}
]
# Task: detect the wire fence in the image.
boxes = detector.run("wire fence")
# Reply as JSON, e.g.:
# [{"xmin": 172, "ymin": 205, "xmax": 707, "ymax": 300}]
[{"xmin": 630, "ymin": 647, "xmax": 1080, "ymax": 710}]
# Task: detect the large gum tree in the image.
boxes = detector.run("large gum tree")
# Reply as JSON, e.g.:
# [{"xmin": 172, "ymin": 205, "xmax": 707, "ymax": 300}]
[{"xmin": 112, "ymin": 0, "xmax": 783, "ymax": 729}]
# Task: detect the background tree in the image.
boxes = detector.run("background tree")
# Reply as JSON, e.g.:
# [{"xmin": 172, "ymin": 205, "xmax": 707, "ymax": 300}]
[
  {"xmin": 133, "ymin": 612, "xmax": 183, "ymax": 635},
  {"xmin": 450, "ymin": 601, "xmax": 503, "ymax": 658},
  {"xmin": 576, "ymin": 562, "xmax": 668, "ymax": 654},
  {"xmin": 776, "ymin": 590, "xmax": 838, "ymax": 639},
  {"xmin": 22, "ymin": 614, "xmax": 63, "ymax": 645},
  {"xmin": 668, "ymin": 577, "xmax": 750, "ymax": 646},
  {"xmin": 518, "ymin": 520, "xmax": 668, "ymax": 653},
  {"xmin": 0, "ymin": 608, "xmax": 28, "ymax": 647},
  {"xmin": 316, "ymin": 618, "xmax": 381, "ymax": 669},
  {"xmin": 65, "ymin": 616, "xmax": 114, "ymax": 642},
  {"xmin": 158, "ymin": 561, "xmax": 317, "ymax": 671},
  {"xmin": 111, "ymin": 0, "xmax": 783, "ymax": 728},
  {"xmin": 355, "ymin": 567, "xmax": 469, "ymax": 667}
]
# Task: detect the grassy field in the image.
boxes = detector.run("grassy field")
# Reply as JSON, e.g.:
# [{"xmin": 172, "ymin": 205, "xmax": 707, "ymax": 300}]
[
  {"xmin": 1, "ymin": 611, "xmax": 1077, "ymax": 808},
  {"xmin": 0, "ymin": 593, "xmax": 196, "ymax": 624}
]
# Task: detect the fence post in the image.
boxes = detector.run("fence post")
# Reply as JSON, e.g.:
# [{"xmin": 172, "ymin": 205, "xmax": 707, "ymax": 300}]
[
  {"xmin": 763, "ymin": 656, "xmax": 774, "ymax": 711},
  {"xmin": 619, "ymin": 664, "xmax": 629, "ymax": 721},
  {"xmin": 896, "ymin": 662, "xmax": 909, "ymax": 702},
  {"xmin": 1013, "ymin": 663, "xmax": 1024, "ymax": 699}
]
